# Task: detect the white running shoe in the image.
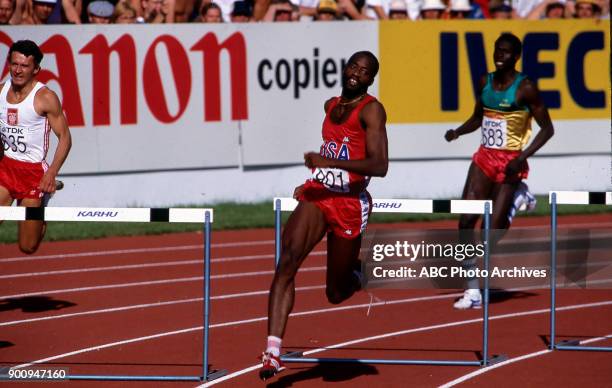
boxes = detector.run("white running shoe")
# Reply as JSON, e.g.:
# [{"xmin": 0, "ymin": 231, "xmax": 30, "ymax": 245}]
[
  {"xmin": 508, "ymin": 182, "xmax": 537, "ymax": 223},
  {"xmin": 453, "ymin": 289, "xmax": 482, "ymax": 309}
]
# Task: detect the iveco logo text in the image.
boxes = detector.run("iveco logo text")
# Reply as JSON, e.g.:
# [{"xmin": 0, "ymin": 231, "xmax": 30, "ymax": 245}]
[{"xmin": 77, "ymin": 211, "xmax": 119, "ymax": 217}]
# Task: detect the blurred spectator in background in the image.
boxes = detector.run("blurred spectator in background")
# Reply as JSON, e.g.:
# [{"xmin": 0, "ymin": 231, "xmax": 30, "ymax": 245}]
[
  {"xmin": 419, "ymin": 0, "xmax": 445, "ymax": 18},
  {"xmin": 87, "ymin": 0, "xmax": 112, "ymax": 22},
  {"xmin": 364, "ymin": 0, "xmax": 387, "ymax": 19},
  {"xmin": 526, "ymin": 0, "xmax": 567, "ymax": 18},
  {"xmin": 388, "ymin": 0, "xmax": 407, "ymax": 18},
  {"xmin": 337, "ymin": 0, "xmax": 368, "ymax": 19},
  {"xmin": 60, "ymin": 0, "xmax": 82, "ymax": 23},
  {"xmin": 573, "ymin": 0, "xmax": 602, "ymax": 17},
  {"xmin": 449, "ymin": 0, "xmax": 472, "ymax": 18},
  {"xmin": 199, "ymin": 1, "xmax": 222, "ymax": 20},
  {"xmin": 173, "ymin": 0, "xmax": 194, "ymax": 21},
  {"xmin": 489, "ymin": 0, "xmax": 513, "ymax": 17},
  {"xmin": 140, "ymin": 0, "xmax": 173, "ymax": 22},
  {"xmin": 230, "ymin": 0, "xmax": 251, "ymax": 20},
  {"xmin": 315, "ymin": 0, "xmax": 338, "ymax": 19},
  {"xmin": 513, "ymin": 0, "xmax": 538, "ymax": 17},
  {"xmin": 263, "ymin": 0, "xmax": 293, "ymax": 20},
  {"xmin": 43, "ymin": 0, "xmax": 82, "ymax": 24},
  {"xmin": 210, "ymin": 0, "xmax": 238, "ymax": 23},
  {"xmin": 470, "ymin": 0, "xmax": 487, "ymax": 17},
  {"xmin": 22, "ymin": 0, "xmax": 56, "ymax": 23},
  {"xmin": 287, "ymin": 0, "xmax": 318, "ymax": 20},
  {"xmin": 112, "ymin": 0, "xmax": 137, "ymax": 21},
  {"xmin": 0, "ymin": 0, "xmax": 15, "ymax": 23}
]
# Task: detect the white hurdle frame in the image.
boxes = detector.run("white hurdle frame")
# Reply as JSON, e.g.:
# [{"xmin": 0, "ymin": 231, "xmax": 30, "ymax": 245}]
[
  {"xmin": 273, "ymin": 197, "xmax": 506, "ymax": 367},
  {"xmin": 0, "ymin": 206, "xmax": 225, "ymax": 382},
  {"xmin": 549, "ymin": 191, "xmax": 612, "ymax": 352}
]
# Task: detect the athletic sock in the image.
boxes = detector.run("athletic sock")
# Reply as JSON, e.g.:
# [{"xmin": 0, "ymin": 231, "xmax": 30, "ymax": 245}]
[{"xmin": 266, "ymin": 335, "xmax": 282, "ymax": 357}]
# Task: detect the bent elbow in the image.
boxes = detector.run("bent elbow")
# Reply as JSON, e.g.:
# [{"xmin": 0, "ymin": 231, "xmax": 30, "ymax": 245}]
[{"xmin": 376, "ymin": 164, "xmax": 388, "ymax": 178}]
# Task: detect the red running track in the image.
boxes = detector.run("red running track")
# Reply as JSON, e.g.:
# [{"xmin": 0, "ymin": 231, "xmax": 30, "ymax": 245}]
[{"xmin": 0, "ymin": 214, "xmax": 611, "ymax": 387}]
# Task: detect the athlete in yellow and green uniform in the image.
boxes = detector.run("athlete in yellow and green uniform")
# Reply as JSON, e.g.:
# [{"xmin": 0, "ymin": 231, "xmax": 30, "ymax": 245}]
[{"xmin": 444, "ymin": 33, "xmax": 554, "ymax": 309}]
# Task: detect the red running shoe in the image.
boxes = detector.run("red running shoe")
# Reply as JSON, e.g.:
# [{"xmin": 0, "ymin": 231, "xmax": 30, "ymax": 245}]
[{"xmin": 259, "ymin": 352, "xmax": 284, "ymax": 380}]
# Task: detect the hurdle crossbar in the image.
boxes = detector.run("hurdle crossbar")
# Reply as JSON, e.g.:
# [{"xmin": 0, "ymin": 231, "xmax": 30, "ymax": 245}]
[
  {"xmin": 273, "ymin": 197, "xmax": 506, "ymax": 367},
  {"xmin": 549, "ymin": 192, "xmax": 612, "ymax": 352},
  {"xmin": 0, "ymin": 206, "xmax": 226, "ymax": 382}
]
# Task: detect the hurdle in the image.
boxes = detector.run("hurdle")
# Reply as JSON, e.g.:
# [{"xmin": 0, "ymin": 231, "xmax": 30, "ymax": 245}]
[
  {"xmin": 0, "ymin": 206, "xmax": 226, "ymax": 382},
  {"xmin": 273, "ymin": 197, "xmax": 506, "ymax": 367},
  {"xmin": 549, "ymin": 191, "xmax": 612, "ymax": 352}
]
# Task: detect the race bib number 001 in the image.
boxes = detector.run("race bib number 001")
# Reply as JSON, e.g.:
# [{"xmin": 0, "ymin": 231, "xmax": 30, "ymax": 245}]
[
  {"xmin": 481, "ymin": 115, "xmax": 506, "ymax": 149},
  {"xmin": 313, "ymin": 167, "xmax": 349, "ymax": 193}
]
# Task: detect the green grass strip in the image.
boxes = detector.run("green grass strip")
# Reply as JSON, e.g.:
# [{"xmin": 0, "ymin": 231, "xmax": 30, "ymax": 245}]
[{"xmin": 0, "ymin": 196, "xmax": 609, "ymax": 244}]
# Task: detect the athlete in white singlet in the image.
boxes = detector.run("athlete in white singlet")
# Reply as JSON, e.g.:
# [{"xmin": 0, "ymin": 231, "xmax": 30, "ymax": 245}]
[{"xmin": 0, "ymin": 40, "xmax": 72, "ymax": 254}]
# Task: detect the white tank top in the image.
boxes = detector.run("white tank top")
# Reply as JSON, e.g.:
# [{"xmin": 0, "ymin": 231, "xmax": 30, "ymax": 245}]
[{"xmin": 0, "ymin": 80, "xmax": 50, "ymax": 163}]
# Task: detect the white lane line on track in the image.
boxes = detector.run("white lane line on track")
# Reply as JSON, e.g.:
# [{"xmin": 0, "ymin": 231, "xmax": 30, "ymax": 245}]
[
  {"xmin": 4, "ymin": 238, "xmax": 609, "ymax": 279},
  {"xmin": 0, "ymin": 285, "xmax": 327, "ymax": 327},
  {"xmin": 9, "ymin": 293, "xmax": 463, "ymax": 369},
  {"xmin": 3, "ymin": 259, "xmax": 611, "ymax": 299},
  {"xmin": 196, "ymin": 299, "xmax": 612, "ymax": 387},
  {"xmin": 438, "ymin": 333, "xmax": 612, "ymax": 388},
  {"xmin": 2, "ymin": 221, "xmax": 609, "ymax": 264},
  {"xmin": 0, "ymin": 266, "xmax": 327, "ymax": 299},
  {"xmin": 0, "ymin": 251, "xmax": 326, "ymax": 279},
  {"xmin": 5, "ymin": 279, "xmax": 611, "ymax": 327},
  {"xmin": 10, "ymin": 299, "xmax": 612, "ymax": 378},
  {"xmin": 0, "ymin": 239, "xmax": 279, "ymax": 263}
]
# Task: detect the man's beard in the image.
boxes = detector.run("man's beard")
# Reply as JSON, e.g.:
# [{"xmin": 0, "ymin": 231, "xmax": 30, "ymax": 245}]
[{"xmin": 341, "ymin": 74, "xmax": 367, "ymax": 98}]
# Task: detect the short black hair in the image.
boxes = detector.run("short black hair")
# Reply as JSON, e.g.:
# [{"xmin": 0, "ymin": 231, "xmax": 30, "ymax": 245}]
[
  {"xmin": 348, "ymin": 51, "xmax": 379, "ymax": 78},
  {"xmin": 495, "ymin": 33, "xmax": 522, "ymax": 57},
  {"xmin": 8, "ymin": 40, "xmax": 43, "ymax": 66}
]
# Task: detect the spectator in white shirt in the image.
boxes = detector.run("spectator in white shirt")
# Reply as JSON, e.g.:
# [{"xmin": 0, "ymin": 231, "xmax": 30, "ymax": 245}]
[
  {"xmin": 387, "ymin": 0, "xmax": 407, "ymax": 18},
  {"xmin": 419, "ymin": 0, "xmax": 445, "ymax": 18}
]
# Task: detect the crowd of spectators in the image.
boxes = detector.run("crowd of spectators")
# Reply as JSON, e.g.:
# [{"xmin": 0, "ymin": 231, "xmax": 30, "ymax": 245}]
[{"xmin": 0, "ymin": 0, "xmax": 607, "ymax": 24}]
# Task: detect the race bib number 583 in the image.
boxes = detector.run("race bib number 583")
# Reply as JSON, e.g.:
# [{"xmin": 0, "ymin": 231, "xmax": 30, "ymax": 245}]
[
  {"xmin": 481, "ymin": 114, "xmax": 507, "ymax": 149},
  {"xmin": 313, "ymin": 168, "xmax": 349, "ymax": 193}
]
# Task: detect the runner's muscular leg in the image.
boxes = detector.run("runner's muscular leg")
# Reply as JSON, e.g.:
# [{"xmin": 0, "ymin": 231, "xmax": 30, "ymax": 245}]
[
  {"xmin": 458, "ymin": 162, "xmax": 494, "ymax": 230},
  {"xmin": 0, "ymin": 186, "xmax": 13, "ymax": 226},
  {"xmin": 17, "ymin": 197, "xmax": 45, "ymax": 254},
  {"xmin": 486, "ymin": 181, "xmax": 520, "ymax": 251},
  {"xmin": 268, "ymin": 201, "xmax": 328, "ymax": 338},
  {"xmin": 458, "ymin": 163, "xmax": 494, "ymax": 291},
  {"xmin": 325, "ymin": 233, "xmax": 362, "ymax": 304}
]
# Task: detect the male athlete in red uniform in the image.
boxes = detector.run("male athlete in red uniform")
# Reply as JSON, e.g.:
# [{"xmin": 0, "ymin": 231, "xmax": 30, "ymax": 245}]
[
  {"xmin": 0, "ymin": 40, "xmax": 72, "ymax": 254},
  {"xmin": 259, "ymin": 51, "xmax": 388, "ymax": 380}
]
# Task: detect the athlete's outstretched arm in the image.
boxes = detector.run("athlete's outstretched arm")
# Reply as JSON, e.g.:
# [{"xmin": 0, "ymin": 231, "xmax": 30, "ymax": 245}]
[
  {"xmin": 304, "ymin": 100, "xmax": 388, "ymax": 177},
  {"xmin": 506, "ymin": 79, "xmax": 554, "ymax": 175},
  {"xmin": 445, "ymin": 75, "xmax": 486, "ymax": 142},
  {"xmin": 36, "ymin": 89, "xmax": 72, "ymax": 194}
]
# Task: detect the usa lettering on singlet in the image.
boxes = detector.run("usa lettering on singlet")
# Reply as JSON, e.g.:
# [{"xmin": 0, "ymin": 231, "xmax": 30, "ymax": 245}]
[
  {"xmin": 0, "ymin": 80, "xmax": 51, "ymax": 164},
  {"xmin": 311, "ymin": 95, "xmax": 374, "ymax": 193},
  {"xmin": 480, "ymin": 73, "xmax": 532, "ymax": 151}
]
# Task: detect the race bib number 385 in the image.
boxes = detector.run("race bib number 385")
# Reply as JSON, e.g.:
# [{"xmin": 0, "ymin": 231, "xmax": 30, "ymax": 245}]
[
  {"xmin": 481, "ymin": 114, "xmax": 507, "ymax": 149},
  {"xmin": 1, "ymin": 125, "xmax": 28, "ymax": 154},
  {"xmin": 313, "ymin": 167, "xmax": 350, "ymax": 193}
]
